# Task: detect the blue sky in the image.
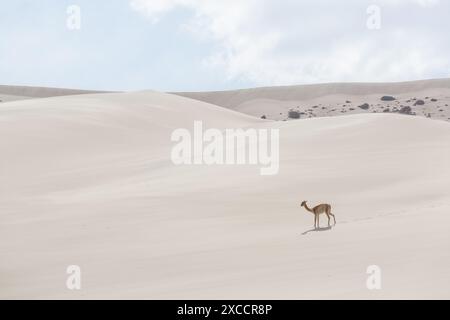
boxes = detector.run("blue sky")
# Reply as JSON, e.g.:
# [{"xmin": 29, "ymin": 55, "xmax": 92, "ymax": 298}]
[{"xmin": 1, "ymin": 0, "xmax": 449, "ymax": 92}]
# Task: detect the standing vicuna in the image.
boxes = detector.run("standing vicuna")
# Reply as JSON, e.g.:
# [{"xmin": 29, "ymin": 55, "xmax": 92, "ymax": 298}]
[{"xmin": 301, "ymin": 201, "xmax": 336, "ymax": 228}]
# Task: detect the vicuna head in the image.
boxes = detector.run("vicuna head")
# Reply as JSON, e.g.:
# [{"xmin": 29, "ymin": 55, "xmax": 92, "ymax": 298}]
[{"xmin": 301, "ymin": 200, "xmax": 307, "ymax": 207}]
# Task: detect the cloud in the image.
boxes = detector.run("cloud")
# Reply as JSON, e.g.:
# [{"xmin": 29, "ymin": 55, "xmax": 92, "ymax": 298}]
[
  {"xmin": 383, "ymin": 0, "xmax": 440, "ymax": 7},
  {"xmin": 414, "ymin": 0, "xmax": 440, "ymax": 6},
  {"xmin": 130, "ymin": 0, "xmax": 184, "ymax": 23},
  {"xmin": 130, "ymin": 0, "xmax": 450, "ymax": 85}
]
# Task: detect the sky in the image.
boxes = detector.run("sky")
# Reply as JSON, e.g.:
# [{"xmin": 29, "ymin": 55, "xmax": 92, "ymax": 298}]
[{"xmin": 0, "ymin": 0, "xmax": 449, "ymax": 92}]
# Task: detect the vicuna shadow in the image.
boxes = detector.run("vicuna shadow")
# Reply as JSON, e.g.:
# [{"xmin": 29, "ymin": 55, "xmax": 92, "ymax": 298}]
[{"xmin": 301, "ymin": 225, "xmax": 333, "ymax": 235}]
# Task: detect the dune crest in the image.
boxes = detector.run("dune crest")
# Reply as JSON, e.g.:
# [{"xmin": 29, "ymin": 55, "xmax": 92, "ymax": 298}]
[{"xmin": 175, "ymin": 78, "xmax": 450, "ymax": 122}]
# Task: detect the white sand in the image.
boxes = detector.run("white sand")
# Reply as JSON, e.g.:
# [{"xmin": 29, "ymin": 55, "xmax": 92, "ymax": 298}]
[
  {"xmin": 0, "ymin": 93, "xmax": 32, "ymax": 103},
  {"xmin": 1, "ymin": 88, "xmax": 450, "ymax": 299},
  {"xmin": 0, "ymin": 85, "xmax": 109, "ymax": 101},
  {"xmin": 175, "ymin": 79, "xmax": 450, "ymax": 122}
]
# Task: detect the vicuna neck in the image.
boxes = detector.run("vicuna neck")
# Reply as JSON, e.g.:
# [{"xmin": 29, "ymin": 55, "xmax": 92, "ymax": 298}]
[{"xmin": 303, "ymin": 203, "xmax": 313, "ymax": 213}]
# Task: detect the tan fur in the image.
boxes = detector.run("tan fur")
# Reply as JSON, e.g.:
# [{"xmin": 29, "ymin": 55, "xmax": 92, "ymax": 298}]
[{"xmin": 301, "ymin": 201, "xmax": 336, "ymax": 228}]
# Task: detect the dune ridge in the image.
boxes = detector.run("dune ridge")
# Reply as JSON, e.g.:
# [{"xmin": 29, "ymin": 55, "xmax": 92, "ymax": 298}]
[
  {"xmin": 0, "ymin": 85, "xmax": 111, "ymax": 103},
  {"xmin": 174, "ymin": 78, "xmax": 450, "ymax": 122}
]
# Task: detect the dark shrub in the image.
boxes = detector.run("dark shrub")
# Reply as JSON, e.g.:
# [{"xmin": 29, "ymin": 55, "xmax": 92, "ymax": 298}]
[
  {"xmin": 399, "ymin": 106, "xmax": 412, "ymax": 114},
  {"xmin": 288, "ymin": 110, "xmax": 301, "ymax": 119},
  {"xmin": 358, "ymin": 103, "xmax": 370, "ymax": 110}
]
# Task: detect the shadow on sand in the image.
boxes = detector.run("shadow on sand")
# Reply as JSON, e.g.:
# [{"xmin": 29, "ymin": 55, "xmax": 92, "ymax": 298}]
[{"xmin": 301, "ymin": 225, "xmax": 333, "ymax": 235}]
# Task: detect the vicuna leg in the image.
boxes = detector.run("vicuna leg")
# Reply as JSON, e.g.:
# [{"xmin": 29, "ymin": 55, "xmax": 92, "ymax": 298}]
[
  {"xmin": 326, "ymin": 206, "xmax": 336, "ymax": 225},
  {"xmin": 316, "ymin": 214, "xmax": 320, "ymax": 228},
  {"xmin": 330, "ymin": 213, "xmax": 336, "ymax": 225},
  {"xmin": 326, "ymin": 214, "xmax": 331, "ymax": 226}
]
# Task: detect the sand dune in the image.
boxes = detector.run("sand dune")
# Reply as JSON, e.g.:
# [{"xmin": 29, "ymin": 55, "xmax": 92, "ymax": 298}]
[
  {"xmin": 175, "ymin": 78, "xmax": 450, "ymax": 122},
  {"xmin": 0, "ymin": 85, "xmax": 109, "ymax": 103},
  {"xmin": 1, "ymin": 88, "xmax": 450, "ymax": 299}
]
